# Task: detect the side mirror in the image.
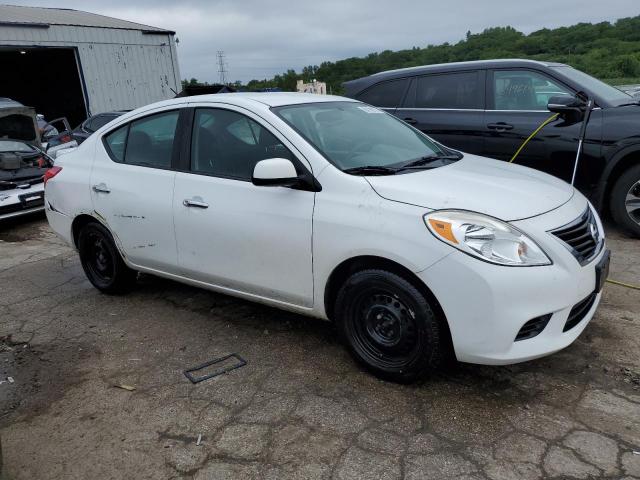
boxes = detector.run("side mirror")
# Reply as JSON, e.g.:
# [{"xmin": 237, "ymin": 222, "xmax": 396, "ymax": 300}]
[
  {"xmin": 252, "ymin": 158, "xmax": 300, "ymax": 187},
  {"xmin": 547, "ymin": 95, "xmax": 587, "ymax": 120}
]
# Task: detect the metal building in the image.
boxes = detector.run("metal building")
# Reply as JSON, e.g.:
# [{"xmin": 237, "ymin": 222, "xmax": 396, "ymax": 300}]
[{"xmin": 0, "ymin": 5, "xmax": 181, "ymax": 126}]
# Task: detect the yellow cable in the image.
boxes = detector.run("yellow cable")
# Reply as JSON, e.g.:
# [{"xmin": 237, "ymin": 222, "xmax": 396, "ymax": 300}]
[
  {"xmin": 509, "ymin": 113, "xmax": 560, "ymax": 163},
  {"xmin": 606, "ymin": 278, "xmax": 640, "ymax": 291}
]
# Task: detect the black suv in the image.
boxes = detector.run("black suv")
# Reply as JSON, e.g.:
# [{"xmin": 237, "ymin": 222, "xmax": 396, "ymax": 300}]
[{"xmin": 344, "ymin": 59, "xmax": 640, "ymax": 237}]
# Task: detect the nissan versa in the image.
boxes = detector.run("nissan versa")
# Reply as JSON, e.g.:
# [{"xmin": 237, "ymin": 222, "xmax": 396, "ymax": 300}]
[{"xmin": 44, "ymin": 93, "xmax": 609, "ymax": 382}]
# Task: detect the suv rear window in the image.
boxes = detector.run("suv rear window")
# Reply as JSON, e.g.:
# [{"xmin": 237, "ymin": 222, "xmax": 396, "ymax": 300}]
[
  {"xmin": 356, "ymin": 79, "xmax": 408, "ymax": 108},
  {"xmin": 413, "ymin": 72, "xmax": 482, "ymax": 109}
]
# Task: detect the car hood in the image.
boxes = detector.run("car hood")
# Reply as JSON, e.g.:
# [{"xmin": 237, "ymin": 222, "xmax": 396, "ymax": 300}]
[
  {"xmin": 366, "ymin": 154, "xmax": 575, "ymax": 221},
  {"xmin": 0, "ymin": 103, "xmax": 40, "ymax": 145}
]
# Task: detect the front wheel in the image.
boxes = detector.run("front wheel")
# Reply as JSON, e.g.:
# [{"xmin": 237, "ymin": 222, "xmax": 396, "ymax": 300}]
[
  {"xmin": 610, "ymin": 164, "xmax": 640, "ymax": 238},
  {"xmin": 334, "ymin": 269, "xmax": 444, "ymax": 383},
  {"xmin": 78, "ymin": 222, "xmax": 137, "ymax": 294}
]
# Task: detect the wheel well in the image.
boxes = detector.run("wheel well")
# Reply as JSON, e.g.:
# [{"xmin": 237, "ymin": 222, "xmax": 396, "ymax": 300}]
[
  {"xmin": 71, "ymin": 214, "xmax": 101, "ymax": 248},
  {"xmin": 603, "ymin": 153, "xmax": 640, "ymax": 213},
  {"xmin": 324, "ymin": 256, "xmax": 453, "ymax": 352}
]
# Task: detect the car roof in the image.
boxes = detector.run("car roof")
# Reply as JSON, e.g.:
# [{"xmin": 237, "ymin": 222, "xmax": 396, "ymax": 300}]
[
  {"xmin": 189, "ymin": 92, "xmax": 353, "ymax": 107},
  {"xmin": 343, "ymin": 58, "xmax": 568, "ymax": 94},
  {"xmin": 121, "ymin": 93, "xmax": 357, "ymax": 121}
]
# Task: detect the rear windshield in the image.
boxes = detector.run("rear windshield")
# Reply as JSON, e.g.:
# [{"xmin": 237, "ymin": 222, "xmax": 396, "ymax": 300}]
[
  {"xmin": 0, "ymin": 140, "xmax": 36, "ymax": 153},
  {"xmin": 551, "ymin": 66, "xmax": 631, "ymax": 104},
  {"xmin": 0, "ymin": 114, "xmax": 37, "ymax": 142}
]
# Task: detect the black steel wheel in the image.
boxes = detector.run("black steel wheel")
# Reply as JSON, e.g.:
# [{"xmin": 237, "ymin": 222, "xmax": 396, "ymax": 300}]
[
  {"xmin": 78, "ymin": 222, "xmax": 137, "ymax": 294},
  {"xmin": 610, "ymin": 164, "xmax": 640, "ymax": 238},
  {"xmin": 335, "ymin": 269, "xmax": 444, "ymax": 383}
]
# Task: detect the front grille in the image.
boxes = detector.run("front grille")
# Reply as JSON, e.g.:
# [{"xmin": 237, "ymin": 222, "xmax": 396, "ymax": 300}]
[
  {"xmin": 564, "ymin": 292, "xmax": 597, "ymax": 332},
  {"xmin": 550, "ymin": 208, "xmax": 601, "ymax": 265},
  {"xmin": 515, "ymin": 314, "xmax": 552, "ymax": 341}
]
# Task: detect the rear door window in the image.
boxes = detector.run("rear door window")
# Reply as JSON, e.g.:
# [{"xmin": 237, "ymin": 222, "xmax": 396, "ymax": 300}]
[
  {"xmin": 104, "ymin": 124, "xmax": 128, "ymax": 162},
  {"xmin": 356, "ymin": 79, "xmax": 409, "ymax": 108},
  {"xmin": 413, "ymin": 71, "xmax": 482, "ymax": 109},
  {"xmin": 125, "ymin": 111, "xmax": 179, "ymax": 168},
  {"xmin": 103, "ymin": 110, "xmax": 179, "ymax": 168}
]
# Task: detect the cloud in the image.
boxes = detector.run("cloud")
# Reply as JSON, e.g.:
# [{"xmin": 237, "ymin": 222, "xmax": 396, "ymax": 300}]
[{"xmin": 19, "ymin": 0, "xmax": 640, "ymax": 82}]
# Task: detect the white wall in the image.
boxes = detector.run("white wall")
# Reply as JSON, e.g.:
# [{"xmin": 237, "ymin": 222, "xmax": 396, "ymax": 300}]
[{"xmin": 0, "ymin": 24, "xmax": 181, "ymax": 114}]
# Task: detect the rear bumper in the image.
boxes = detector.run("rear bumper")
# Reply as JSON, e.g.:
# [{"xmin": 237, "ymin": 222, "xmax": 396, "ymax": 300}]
[{"xmin": 0, "ymin": 188, "xmax": 45, "ymax": 220}]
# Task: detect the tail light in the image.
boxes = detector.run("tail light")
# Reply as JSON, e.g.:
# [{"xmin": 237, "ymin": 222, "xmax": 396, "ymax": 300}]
[
  {"xmin": 60, "ymin": 135, "xmax": 72, "ymax": 143},
  {"xmin": 43, "ymin": 166, "xmax": 62, "ymax": 186}
]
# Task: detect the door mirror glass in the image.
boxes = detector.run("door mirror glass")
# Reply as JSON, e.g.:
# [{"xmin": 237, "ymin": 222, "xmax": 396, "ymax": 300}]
[{"xmin": 252, "ymin": 158, "xmax": 299, "ymax": 187}]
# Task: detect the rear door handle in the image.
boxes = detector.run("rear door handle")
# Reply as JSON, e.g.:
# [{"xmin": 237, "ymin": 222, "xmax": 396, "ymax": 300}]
[
  {"xmin": 487, "ymin": 122, "xmax": 514, "ymax": 132},
  {"xmin": 403, "ymin": 117, "xmax": 418, "ymax": 125},
  {"xmin": 183, "ymin": 198, "xmax": 209, "ymax": 209},
  {"xmin": 92, "ymin": 183, "xmax": 110, "ymax": 194}
]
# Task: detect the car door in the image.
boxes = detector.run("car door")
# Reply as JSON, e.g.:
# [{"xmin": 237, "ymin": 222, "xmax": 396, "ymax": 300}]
[
  {"xmin": 91, "ymin": 107, "xmax": 182, "ymax": 272},
  {"xmin": 394, "ymin": 70, "xmax": 486, "ymax": 153},
  {"xmin": 173, "ymin": 105, "xmax": 315, "ymax": 307},
  {"xmin": 484, "ymin": 68, "xmax": 586, "ymax": 182}
]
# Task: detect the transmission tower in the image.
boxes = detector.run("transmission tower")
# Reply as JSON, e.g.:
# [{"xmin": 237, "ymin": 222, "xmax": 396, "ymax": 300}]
[{"xmin": 217, "ymin": 51, "xmax": 228, "ymax": 85}]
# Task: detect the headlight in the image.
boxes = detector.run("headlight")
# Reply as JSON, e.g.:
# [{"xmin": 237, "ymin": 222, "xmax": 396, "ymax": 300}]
[{"xmin": 424, "ymin": 210, "xmax": 551, "ymax": 266}]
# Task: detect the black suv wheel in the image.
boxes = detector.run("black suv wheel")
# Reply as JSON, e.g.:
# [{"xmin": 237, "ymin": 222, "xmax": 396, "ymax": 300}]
[
  {"xmin": 78, "ymin": 222, "xmax": 137, "ymax": 294},
  {"xmin": 335, "ymin": 269, "xmax": 444, "ymax": 383},
  {"xmin": 610, "ymin": 164, "xmax": 640, "ymax": 238}
]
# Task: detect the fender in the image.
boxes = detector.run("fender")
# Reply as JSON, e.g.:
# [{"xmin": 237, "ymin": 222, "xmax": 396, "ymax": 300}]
[{"xmin": 593, "ymin": 143, "xmax": 640, "ymax": 210}]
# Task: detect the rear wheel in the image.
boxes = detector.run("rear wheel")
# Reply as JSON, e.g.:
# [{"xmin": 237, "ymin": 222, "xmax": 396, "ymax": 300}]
[
  {"xmin": 334, "ymin": 269, "xmax": 444, "ymax": 383},
  {"xmin": 610, "ymin": 164, "xmax": 640, "ymax": 238},
  {"xmin": 78, "ymin": 222, "xmax": 137, "ymax": 294}
]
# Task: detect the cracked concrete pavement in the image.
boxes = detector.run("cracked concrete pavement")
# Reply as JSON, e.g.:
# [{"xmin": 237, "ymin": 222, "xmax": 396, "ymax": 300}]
[{"xmin": 0, "ymin": 214, "xmax": 639, "ymax": 479}]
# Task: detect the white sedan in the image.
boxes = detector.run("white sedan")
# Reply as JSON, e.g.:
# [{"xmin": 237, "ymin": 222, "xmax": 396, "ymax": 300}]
[{"xmin": 44, "ymin": 93, "xmax": 609, "ymax": 382}]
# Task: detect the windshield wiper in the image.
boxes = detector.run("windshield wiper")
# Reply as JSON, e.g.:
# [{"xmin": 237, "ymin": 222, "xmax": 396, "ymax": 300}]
[
  {"xmin": 343, "ymin": 165, "xmax": 398, "ymax": 176},
  {"xmin": 397, "ymin": 153, "xmax": 462, "ymax": 170}
]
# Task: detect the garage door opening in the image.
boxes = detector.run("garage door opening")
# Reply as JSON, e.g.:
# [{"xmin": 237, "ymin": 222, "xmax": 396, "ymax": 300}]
[{"xmin": 0, "ymin": 47, "xmax": 87, "ymax": 128}]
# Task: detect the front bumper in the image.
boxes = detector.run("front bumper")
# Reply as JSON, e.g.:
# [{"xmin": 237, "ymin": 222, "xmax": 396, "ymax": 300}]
[{"xmin": 418, "ymin": 195, "xmax": 606, "ymax": 365}]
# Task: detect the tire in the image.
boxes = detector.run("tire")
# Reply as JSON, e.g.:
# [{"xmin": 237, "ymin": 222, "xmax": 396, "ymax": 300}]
[
  {"xmin": 78, "ymin": 222, "xmax": 137, "ymax": 294},
  {"xmin": 334, "ymin": 269, "xmax": 444, "ymax": 383},
  {"xmin": 610, "ymin": 164, "xmax": 640, "ymax": 238}
]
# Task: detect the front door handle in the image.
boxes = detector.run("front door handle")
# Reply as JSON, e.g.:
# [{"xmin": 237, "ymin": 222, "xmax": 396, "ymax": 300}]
[
  {"xmin": 183, "ymin": 198, "xmax": 209, "ymax": 209},
  {"xmin": 92, "ymin": 183, "xmax": 111, "ymax": 194},
  {"xmin": 487, "ymin": 122, "xmax": 514, "ymax": 132},
  {"xmin": 403, "ymin": 117, "xmax": 418, "ymax": 125}
]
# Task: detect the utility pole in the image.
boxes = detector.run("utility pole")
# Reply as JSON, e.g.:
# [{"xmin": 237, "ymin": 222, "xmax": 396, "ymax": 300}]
[{"xmin": 217, "ymin": 51, "xmax": 228, "ymax": 85}]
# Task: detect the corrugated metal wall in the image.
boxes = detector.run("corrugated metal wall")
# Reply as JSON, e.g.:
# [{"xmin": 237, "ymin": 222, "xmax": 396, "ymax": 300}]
[{"xmin": 0, "ymin": 24, "xmax": 181, "ymax": 114}]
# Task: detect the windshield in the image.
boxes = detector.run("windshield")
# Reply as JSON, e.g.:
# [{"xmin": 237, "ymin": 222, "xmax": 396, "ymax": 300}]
[
  {"xmin": 0, "ymin": 140, "xmax": 36, "ymax": 153},
  {"xmin": 273, "ymin": 101, "xmax": 449, "ymax": 171},
  {"xmin": 552, "ymin": 66, "xmax": 631, "ymax": 104}
]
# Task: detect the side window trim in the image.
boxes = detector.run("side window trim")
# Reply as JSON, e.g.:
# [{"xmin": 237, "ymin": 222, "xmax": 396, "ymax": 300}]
[
  {"xmin": 103, "ymin": 123, "xmax": 129, "ymax": 163},
  {"xmin": 101, "ymin": 108, "xmax": 182, "ymax": 170},
  {"xmin": 487, "ymin": 68, "xmax": 576, "ymax": 112}
]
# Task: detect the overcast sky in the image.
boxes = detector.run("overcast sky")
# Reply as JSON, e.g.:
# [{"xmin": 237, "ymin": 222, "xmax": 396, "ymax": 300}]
[{"xmin": 18, "ymin": 0, "xmax": 640, "ymax": 83}]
